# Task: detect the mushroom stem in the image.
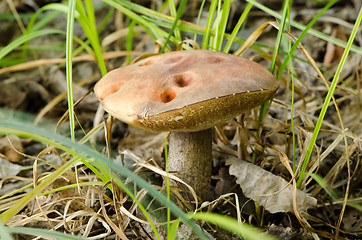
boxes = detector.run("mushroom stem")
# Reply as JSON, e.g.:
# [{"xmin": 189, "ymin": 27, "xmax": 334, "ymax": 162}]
[{"xmin": 168, "ymin": 129, "xmax": 212, "ymax": 201}]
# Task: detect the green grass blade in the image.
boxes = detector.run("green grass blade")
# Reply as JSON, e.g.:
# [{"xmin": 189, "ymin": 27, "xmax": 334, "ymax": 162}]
[
  {"xmin": 99, "ymin": 8, "xmax": 114, "ymax": 34},
  {"xmin": 41, "ymin": 3, "xmax": 80, "ymax": 18},
  {"xmin": 168, "ymin": 0, "xmax": 181, "ymax": 41},
  {"xmin": 277, "ymin": 0, "xmax": 338, "ymax": 173},
  {"xmin": 253, "ymin": 0, "xmax": 338, "ymax": 161},
  {"xmin": 190, "ymin": 212, "xmax": 278, "ymax": 240},
  {"xmin": 163, "ymin": 137, "xmax": 171, "ymax": 235},
  {"xmin": 0, "ymin": 153, "xmax": 81, "ymax": 222},
  {"xmin": 0, "ymin": 120, "xmax": 208, "ymax": 239},
  {"xmin": 75, "ymin": 1, "xmax": 107, "ymax": 76},
  {"xmin": 252, "ymin": 0, "xmax": 290, "ymax": 160},
  {"xmin": 84, "ymin": 0, "xmax": 108, "ymax": 76},
  {"xmin": 103, "ymin": 0, "xmax": 162, "ymax": 40},
  {"xmin": 168, "ymin": 218, "xmax": 181, "ymax": 240},
  {"xmin": 126, "ymin": 20, "xmax": 137, "ymax": 63},
  {"xmin": 28, "ymin": 10, "xmax": 62, "ymax": 32},
  {"xmin": 85, "ymin": 0, "xmax": 98, "ymax": 35},
  {"xmin": 193, "ymin": 0, "xmax": 207, "ymax": 41},
  {"xmin": 160, "ymin": 0, "xmax": 188, "ymax": 53},
  {"xmin": 0, "ymin": 221, "xmax": 13, "ymax": 240},
  {"xmin": 6, "ymin": 227, "xmax": 86, "ymax": 240},
  {"xmin": 296, "ymin": 6, "xmax": 362, "ymax": 187},
  {"xmin": 201, "ymin": 0, "xmax": 218, "ymax": 49},
  {"xmin": 66, "ymin": 0, "xmax": 76, "ymax": 142},
  {"xmin": 245, "ymin": 0, "xmax": 362, "ymax": 55},
  {"xmin": 24, "ymin": 8, "xmax": 62, "ymax": 59},
  {"xmin": 108, "ymin": 0, "xmax": 178, "ymax": 26},
  {"xmin": 223, "ymin": 3, "xmax": 252, "ymax": 53},
  {"xmin": 270, "ymin": 0, "xmax": 289, "ymax": 74},
  {"xmin": 277, "ymin": 0, "xmax": 338, "ymax": 80},
  {"xmin": 309, "ymin": 173, "xmax": 362, "ymax": 211},
  {"xmin": 214, "ymin": 0, "xmax": 231, "ymax": 51},
  {"xmin": 108, "ymin": 169, "xmax": 161, "ymax": 239},
  {"xmin": 0, "ymin": 29, "xmax": 64, "ymax": 60}
]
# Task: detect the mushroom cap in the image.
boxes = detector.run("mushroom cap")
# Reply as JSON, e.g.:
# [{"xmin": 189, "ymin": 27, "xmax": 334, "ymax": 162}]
[{"xmin": 94, "ymin": 50, "xmax": 279, "ymax": 132}]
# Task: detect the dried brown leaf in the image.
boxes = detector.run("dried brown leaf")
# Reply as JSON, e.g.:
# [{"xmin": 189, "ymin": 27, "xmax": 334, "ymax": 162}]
[{"xmin": 226, "ymin": 158, "xmax": 317, "ymax": 213}]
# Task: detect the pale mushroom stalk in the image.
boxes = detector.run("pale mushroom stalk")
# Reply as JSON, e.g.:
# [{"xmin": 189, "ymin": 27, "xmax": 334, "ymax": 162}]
[{"xmin": 94, "ymin": 50, "xmax": 279, "ymax": 202}]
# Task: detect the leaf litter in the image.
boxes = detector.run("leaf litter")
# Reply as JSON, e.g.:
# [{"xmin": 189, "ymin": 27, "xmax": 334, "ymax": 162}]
[{"xmin": 0, "ymin": 0, "xmax": 361, "ymax": 239}]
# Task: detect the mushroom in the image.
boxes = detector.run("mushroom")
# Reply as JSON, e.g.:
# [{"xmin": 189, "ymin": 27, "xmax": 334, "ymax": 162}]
[{"xmin": 94, "ymin": 50, "xmax": 279, "ymax": 201}]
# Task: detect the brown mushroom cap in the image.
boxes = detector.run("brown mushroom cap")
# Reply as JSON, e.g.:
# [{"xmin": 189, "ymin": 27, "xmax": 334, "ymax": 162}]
[{"xmin": 94, "ymin": 50, "xmax": 279, "ymax": 132}]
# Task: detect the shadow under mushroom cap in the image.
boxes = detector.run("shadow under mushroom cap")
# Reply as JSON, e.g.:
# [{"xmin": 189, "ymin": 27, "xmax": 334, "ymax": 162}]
[{"xmin": 94, "ymin": 50, "xmax": 279, "ymax": 132}]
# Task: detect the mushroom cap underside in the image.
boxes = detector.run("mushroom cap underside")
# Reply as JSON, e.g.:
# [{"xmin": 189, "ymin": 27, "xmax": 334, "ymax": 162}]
[{"xmin": 94, "ymin": 50, "xmax": 279, "ymax": 132}]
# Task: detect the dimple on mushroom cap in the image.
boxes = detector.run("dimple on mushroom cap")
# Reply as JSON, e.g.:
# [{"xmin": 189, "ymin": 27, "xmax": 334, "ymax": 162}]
[{"xmin": 94, "ymin": 50, "xmax": 279, "ymax": 132}]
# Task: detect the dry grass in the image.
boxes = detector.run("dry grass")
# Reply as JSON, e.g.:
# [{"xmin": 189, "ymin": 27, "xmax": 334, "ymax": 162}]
[{"xmin": 0, "ymin": 0, "xmax": 361, "ymax": 239}]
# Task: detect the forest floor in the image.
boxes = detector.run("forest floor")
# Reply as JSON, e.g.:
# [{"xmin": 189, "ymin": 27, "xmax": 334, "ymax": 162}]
[{"xmin": 0, "ymin": 0, "xmax": 361, "ymax": 239}]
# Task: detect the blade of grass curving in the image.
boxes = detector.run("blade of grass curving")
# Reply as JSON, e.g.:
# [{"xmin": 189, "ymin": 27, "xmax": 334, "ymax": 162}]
[
  {"xmin": 190, "ymin": 212, "xmax": 278, "ymax": 240},
  {"xmin": 214, "ymin": 0, "xmax": 231, "ymax": 51},
  {"xmin": 26, "ymin": 3, "xmax": 106, "ymax": 73},
  {"xmin": 0, "ymin": 12, "xmax": 33, "ymax": 20},
  {"xmin": 210, "ymin": 1, "xmax": 220, "ymax": 50},
  {"xmin": 168, "ymin": 0, "xmax": 181, "ymax": 41},
  {"xmin": 223, "ymin": 2, "xmax": 252, "ymax": 53},
  {"xmin": 103, "ymin": 0, "xmax": 162, "ymax": 40},
  {"xmin": 116, "ymin": 0, "xmax": 159, "ymax": 17},
  {"xmin": 0, "ymin": 120, "xmax": 208, "ymax": 239},
  {"xmin": 66, "ymin": 0, "xmax": 76, "ymax": 142},
  {"xmin": 0, "ymin": 29, "xmax": 64, "ymax": 60},
  {"xmin": 309, "ymin": 173, "xmax": 362, "ymax": 212},
  {"xmin": 6, "ymin": 227, "xmax": 86, "ymax": 240},
  {"xmin": 23, "ymin": 7, "xmax": 62, "ymax": 60},
  {"xmin": 277, "ymin": 0, "xmax": 338, "ymax": 172},
  {"xmin": 193, "ymin": 0, "xmax": 206, "ymax": 41},
  {"xmin": 270, "ymin": 0, "xmax": 289, "ymax": 74},
  {"xmin": 84, "ymin": 0, "xmax": 97, "ymax": 35},
  {"xmin": 296, "ymin": 6, "xmax": 362, "ymax": 187},
  {"xmin": 288, "ymin": 58, "xmax": 298, "ymax": 173},
  {"xmin": 250, "ymin": 1, "xmax": 337, "ymax": 164},
  {"xmin": 28, "ymin": 10, "xmax": 62, "ymax": 32},
  {"xmin": 104, "ymin": 0, "xmax": 259, "ymax": 52},
  {"xmin": 143, "ymin": 15, "xmax": 205, "ymax": 36},
  {"xmin": 168, "ymin": 219, "xmax": 181, "ymax": 240},
  {"xmin": 0, "ymin": 221, "xmax": 13, "ymax": 240},
  {"xmin": 252, "ymin": 0, "xmax": 290, "ymax": 160},
  {"xmin": 75, "ymin": 0, "xmax": 107, "ymax": 76},
  {"xmin": 84, "ymin": 0, "xmax": 106, "ymax": 58},
  {"xmin": 0, "ymin": 182, "xmax": 33, "ymax": 201},
  {"xmin": 111, "ymin": 0, "xmax": 209, "ymax": 41},
  {"xmin": 40, "ymin": 181, "xmax": 104, "ymax": 196},
  {"xmin": 245, "ymin": 0, "xmax": 362, "ymax": 55},
  {"xmin": 109, "ymin": 0, "xmax": 180, "ymax": 26},
  {"xmin": 99, "ymin": 8, "xmax": 114, "ymax": 34},
  {"xmin": 88, "ymin": 158, "xmax": 161, "ymax": 239},
  {"xmin": 102, "ymin": 0, "xmax": 284, "ymax": 56},
  {"xmin": 126, "ymin": 20, "xmax": 136, "ymax": 63},
  {"xmin": 0, "ymin": 153, "xmax": 81, "ymax": 222},
  {"xmin": 0, "ymin": 129, "xmax": 144, "ymax": 236},
  {"xmin": 41, "ymin": 3, "xmax": 80, "ymax": 18},
  {"xmin": 160, "ymin": 0, "xmax": 188, "ymax": 53},
  {"xmin": 277, "ymin": 0, "xmax": 338, "ymax": 80},
  {"xmin": 106, "ymin": 0, "xmax": 187, "ymax": 44},
  {"xmin": 201, "ymin": 0, "xmax": 218, "ymax": 49},
  {"xmin": 279, "ymin": 0, "xmax": 297, "ymax": 173},
  {"xmin": 116, "ymin": 0, "xmax": 205, "ymax": 37}
]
